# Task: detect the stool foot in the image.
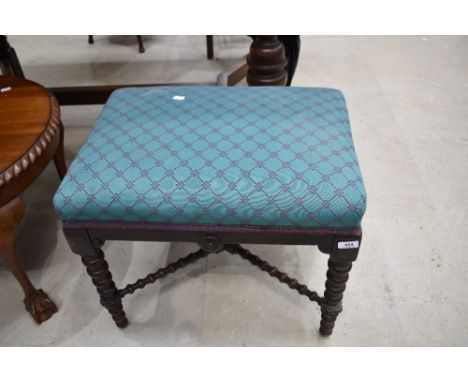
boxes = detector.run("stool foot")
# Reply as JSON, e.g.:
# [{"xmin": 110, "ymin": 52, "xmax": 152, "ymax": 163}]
[{"xmin": 319, "ymin": 260, "xmax": 352, "ymax": 336}]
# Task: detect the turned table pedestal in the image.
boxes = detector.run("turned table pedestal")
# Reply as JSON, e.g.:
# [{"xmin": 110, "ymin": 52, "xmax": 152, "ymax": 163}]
[{"xmin": 0, "ymin": 76, "xmax": 67, "ymax": 323}]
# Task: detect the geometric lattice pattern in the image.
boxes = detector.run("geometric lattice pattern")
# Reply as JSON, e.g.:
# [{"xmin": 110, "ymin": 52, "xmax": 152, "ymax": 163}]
[{"xmin": 54, "ymin": 86, "xmax": 366, "ymax": 229}]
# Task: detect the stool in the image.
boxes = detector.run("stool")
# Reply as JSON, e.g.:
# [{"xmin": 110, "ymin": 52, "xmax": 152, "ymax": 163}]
[{"xmin": 54, "ymin": 86, "xmax": 366, "ymax": 335}]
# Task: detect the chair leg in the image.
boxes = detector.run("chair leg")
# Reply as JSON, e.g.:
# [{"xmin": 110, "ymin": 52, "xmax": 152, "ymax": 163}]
[
  {"xmin": 88, "ymin": 35, "xmax": 94, "ymax": 44},
  {"xmin": 0, "ymin": 197, "xmax": 58, "ymax": 323},
  {"xmin": 53, "ymin": 121, "xmax": 67, "ymax": 180},
  {"xmin": 319, "ymin": 259, "xmax": 353, "ymax": 336},
  {"xmin": 206, "ymin": 35, "xmax": 214, "ymax": 60},
  {"xmin": 136, "ymin": 35, "xmax": 145, "ymax": 53},
  {"xmin": 77, "ymin": 238, "xmax": 128, "ymax": 328}
]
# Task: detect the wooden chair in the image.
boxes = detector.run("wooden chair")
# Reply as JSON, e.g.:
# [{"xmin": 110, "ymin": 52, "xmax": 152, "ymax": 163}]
[
  {"xmin": 87, "ymin": 35, "xmax": 215, "ymax": 58},
  {"xmin": 88, "ymin": 35, "xmax": 146, "ymax": 53}
]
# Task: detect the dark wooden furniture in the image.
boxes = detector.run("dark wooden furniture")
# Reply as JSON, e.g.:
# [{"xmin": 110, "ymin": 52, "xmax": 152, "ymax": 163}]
[
  {"xmin": 0, "ymin": 36, "xmax": 24, "ymax": 77},
  {"xmin": 0, "ymin": 35, "xmax": 291, "ymax": 107},
  {"xmin": 219, "ymin": 35, "xmax": 299, "ymax": 86},
  {"xmin": 0, "ymin": 75, "xmax": 67, "ymax": 323},
  {"xmin": 88, "ymin": 35, "xmax": 146, "ymax": 53},
  {"xmin": 248, "ymin": 36, "xmax": 300, "ymax": 86},
  {"xmin": 87, "ymin": 35, "xmax": 215, "ymax": 57},
  {"xmin": 247, "ymin": 35, "xmax": 288, "ymax": 86},
  {"xmin": 64, "ymin": 225, "xmax": 361, "ymax": 335},
  {"xmin": 55, "ymin": 87, "xmax": 366, "ymax": 336},
  {"xmin": 206, "ymin": 35, "xmax": 214, "ymax": 59},
  {"xmin": 216, "ymin": 56, "xmax": 249, "ymax": 86}
]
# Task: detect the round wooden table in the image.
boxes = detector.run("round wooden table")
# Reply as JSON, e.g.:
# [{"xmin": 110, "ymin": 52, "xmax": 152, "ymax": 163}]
[{"xmin": 0, "ymin": 76, "xmax": 67, "ymax": 323}]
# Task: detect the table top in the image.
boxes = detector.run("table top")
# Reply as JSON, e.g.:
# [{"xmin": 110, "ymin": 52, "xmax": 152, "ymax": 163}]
[{"xmin": 0, "ymin": 76, "xmax": 60, "ymax": 204}]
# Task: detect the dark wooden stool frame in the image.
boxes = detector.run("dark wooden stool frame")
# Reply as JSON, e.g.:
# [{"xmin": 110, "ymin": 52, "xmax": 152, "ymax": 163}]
[{"xmin": 63, "ymin": 223, "xmax": 361, "ymax": 335}]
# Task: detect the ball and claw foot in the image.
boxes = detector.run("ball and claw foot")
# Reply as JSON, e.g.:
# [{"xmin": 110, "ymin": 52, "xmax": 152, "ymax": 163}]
[{"xmin": 24, "ymin": 289, "xmax": 58, "ymax": 324}]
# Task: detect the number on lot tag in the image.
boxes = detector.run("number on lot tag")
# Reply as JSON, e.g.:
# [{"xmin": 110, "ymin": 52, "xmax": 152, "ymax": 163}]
[{"xmin": 337, "ymin": 241, "xmax": 359, "ymax": 249}]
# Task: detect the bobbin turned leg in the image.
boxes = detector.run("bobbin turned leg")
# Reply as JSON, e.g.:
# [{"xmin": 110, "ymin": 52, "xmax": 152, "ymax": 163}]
[
  {"xmin": 63, "ymin": 229, "xmax": 128, "ymax": 328},
  {"xmin": 318, "ymin": 234, "xmax": 360, "ymax": 336},
  {"xmin": 81, "ymin": 247, "xmax": 128, "ymax": 328},
  {"xmin": 319, "ymin": 259, "xmax": 353, "ymax": 336}
]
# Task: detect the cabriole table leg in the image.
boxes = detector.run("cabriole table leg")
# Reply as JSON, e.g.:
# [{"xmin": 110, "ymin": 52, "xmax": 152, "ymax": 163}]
[{"xmin": 0, "ymin": 197, "xmax": 57, "ymax": 323}]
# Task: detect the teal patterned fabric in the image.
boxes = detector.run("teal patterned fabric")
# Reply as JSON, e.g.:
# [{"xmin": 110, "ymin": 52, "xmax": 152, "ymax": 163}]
[{"xmin": 54, "ymin": 86, "xmax": 366, "ymax": 229}]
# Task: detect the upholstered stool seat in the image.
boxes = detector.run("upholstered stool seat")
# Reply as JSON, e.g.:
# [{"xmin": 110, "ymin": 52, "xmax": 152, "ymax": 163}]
[
  {"xmin": 54, "ymin": 87, "xmax": 365, "ymax": 229},
  {"xmin": 55, "ymin": 86, "xmax": 367, "ymax": 335}
]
